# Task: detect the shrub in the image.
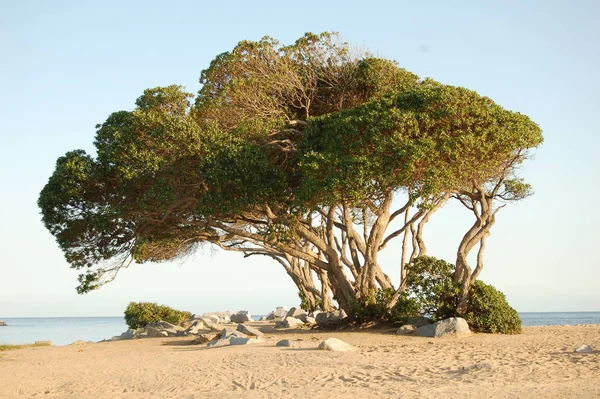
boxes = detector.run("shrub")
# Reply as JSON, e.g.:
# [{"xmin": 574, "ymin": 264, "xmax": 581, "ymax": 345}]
[
  {"xmin": 464, "ymin": 280, "xmax": 522, "ymax": 334},
  {"xmin": 403, "ymin": 256, "xmax": 460, "ymax": 321},
  {"xmin": 124, "ymin": 302, "xmax": 192, "ymax": 329}
]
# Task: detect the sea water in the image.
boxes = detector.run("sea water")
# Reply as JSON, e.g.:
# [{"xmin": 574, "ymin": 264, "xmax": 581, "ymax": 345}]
[{"xmin": 1, "ymin": 312, "xmax": 598, "ymax": 346}]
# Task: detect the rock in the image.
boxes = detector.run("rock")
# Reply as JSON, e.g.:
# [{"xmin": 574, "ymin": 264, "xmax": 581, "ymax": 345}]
[
  {"xmin": 304, "ymin": 316, "xmax": 317, "ymax": 325},
  {"xmin": 237, "ymin": 324, "xmax": 264, "ymax": 337},
  {"xmin": 276, "ymin": 317, "xmax": 304, "ymax": 329},
  {"xmin": 0, "ymin": 321, "xmax": 6, "ymax": 326},
  {"xmin": 310, "ymin": 310, "xmax": 323, "ymax": 319},
  {"xmin": 207, "ymin": 338, "xmax": 233, "ymax": 348},
  {"xmin": 276, "ymin": 339, "xmax": 298, "ymax": 348},
  {"xmin": 203, "ymin": 311, "xmax": 232, "ymax": 323},
  {"xmin": 271, "ymin": 307, "xmax": 289, "ymax": 319},
  {"xmin": 69, "ymin": 340, "xmax": 90, "ymax": 345},
  {"xmin": 406, "ymin": 316, "xmax": 433, "ymax": 328},
  {"xmin": 318, "ymin": 338, "xmax": 354, "ymax": 352},
  {"xmin": 201, "ymin": 314, "xmax": 221, "ymax": 324},
  {"xmin": 230, "ymin": 336, "xmax": 262, "ymax": 345},
  {"xmin": 575, "ymin": 345, "xmax": 594, "ymax": 353},
  {"xmin": 207, "ymin": 330, "xmax": 262, "ymax": 348},
  {"xmin": 286, "ymin": 307, "xmax": 307, "ymax": 319},
  {"xmin": 119, "ymin": 329, "xmax": 136, "ymax": 340},
  {"xmin": 199, "ymin": 317, "xmax": 220, "ymax": 331},
  {"xmin": 147, "ymin": 321, "xmax": 181, "ymax": 330},
  {"xmin": 220, "ymin": 327, "xmax": 241, "ymax": 338},
  {"xmin": 415, "ymin": 317, "xmax": 471, "ymax": 338},
  {"xmin": 315, "ymin": 310, "xmax": 348, "ymax": 325},
  {"xmin": 185, "ymin": 320, "xmax": 208, "ymax": 335},
  {"xmin": 191, "ymin": 332, "xmax": 219, "ymax": 345},
  {"xmin": 141, "ymin": 326, "xmax": 169, "ymax": 338},
  {"xmin": 230, "ymin": 311, "xmax": 252, "ymax": 324},
  {"xmin": 396, "ymin": 325, "xmax": 416, "ymax": 335}
]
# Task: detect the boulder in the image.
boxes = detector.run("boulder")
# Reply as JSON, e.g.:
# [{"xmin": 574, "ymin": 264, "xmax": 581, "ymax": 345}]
[
  {"xmin": 415, "ymin": 317, "xmax": 471, "ymax": 338},
  {"xmin": 230, "ymin": 336, "xmax": 262, "ymax": 346},
  {"xmin": 191, "ymin": 332, "xmax": 219, "ymax": 345},
  {"xmin": 184, "ymin": 320, "xmax": 208, "ymax": 335},
  {"xmin": 199, "ymin": 317, "xmax": 220, "ymax": 331},
  {"xmin": 146, "ymin": 321, "xmax": 182, "ymax": 330},
  {"xmin": 273, "ymin": 307, "xmax": 289, "ymax": 318},
  {"xmin": 318, "ymin": 338, "xmax": 354, "ymax": 352},
  {"xmin": 286, "ymin": 307, "xmax": 307, "ymax": 319},
  {"xmin": 276, "ymin": 317, "xmax": 304, "ymax": 329},
  {"xmin": 575, "ymin": 345, "xmax": 594, "ymax": 353},
  {"xmin": 310, "ymin": 310, "xmax": 323, "ymax": 319},
  {"xmin": 139, "ymin": 327, "xmax": 169, "ymax": 338},
  {"xmin": 207, "ymin": 329, "xmax": 262, "ymax": 348},
  {"xmin": 396, "ymin": 325, "xmax": 416, "ymax": 335},
  {"xmin": 203, "ymin": 311, "xmax": 232, "ymax": 323},
  {"xmin": 230, "ymin": 311, "xmax": 252, "ymax": 324},
  {"xmin": 119, "ymin": 329, "xmax": 136, "ymax": 340},
  {"xmin": 406, "ymin": 316, "xmax": 434, "ymax": 328},
  {"xmin": 304, "ymin": 316, "xmax": 317, "ymax": 325},
  {"xmin": 237, "ymin": 324, "xmax": 264, "ymax": 337},
  {"xmin": 276, "ymin": 339, "xmax": 298, "ymax": 348},
  {"xmin": 200, "ymin": 314, "xmax": 220, "ymax": 324},
  {"xmin": 315, "ymin": 310, "xmax": 348, "ymax": 325}
]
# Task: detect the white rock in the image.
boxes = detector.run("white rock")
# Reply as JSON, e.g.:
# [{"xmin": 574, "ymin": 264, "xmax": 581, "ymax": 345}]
[
  {"xmin": 318, "ymin": 338, "xmax": 354, "ymax": 352},
  {"xmin": 415, "ymin": 317, "xmax": 471, "ymax": 338},
  {"xmin": 237, "ymin": 324, "xmax": 264, "ymax": 337},
  {"xmin": 277, "ymin": 317, "xmax": 304, "ymax": 328},
  {"xmin": 286, "ymin": 307, "xmax": 307, "ymax": 319},
  {"xmin": 575, "ymin": 345, "xmax": 594, "ymax": 353},
  {"xmin": 396, "ymin": 325, "xmax": 416, "ymax": 335}
]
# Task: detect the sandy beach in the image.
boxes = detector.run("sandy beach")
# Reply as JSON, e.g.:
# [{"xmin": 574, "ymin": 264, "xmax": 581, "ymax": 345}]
[{"xmin": 1, "ymin": 324, "xmax": 598, "ymax": 398}]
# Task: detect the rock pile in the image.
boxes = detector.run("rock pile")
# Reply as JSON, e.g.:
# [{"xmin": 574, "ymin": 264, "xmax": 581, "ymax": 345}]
[{"xmin": 274, "ymin": 307, "xmax": 322, "ymax": 329}]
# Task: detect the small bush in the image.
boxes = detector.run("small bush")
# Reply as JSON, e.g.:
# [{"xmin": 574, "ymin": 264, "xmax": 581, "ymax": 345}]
[
  {"xmin": 348, "ymin": 288, "xmax": 396, "ymax": 322},
  {"xmin": 403, "ymin": 256, "xmax": 460, "ymax": 321},
  {"xmin": 464, "ymin": 280, "xmax": 522, "ymax": 334},
  {"xmin": 124, "ymin": 302, "xmax": 192, "ymax": 329}
]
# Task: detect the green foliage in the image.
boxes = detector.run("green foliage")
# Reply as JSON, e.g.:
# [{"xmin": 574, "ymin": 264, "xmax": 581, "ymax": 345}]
[
  {"xmin": 463, "ymin": 280, "xmax": 522, "ymax": 334},
  {"xmin": 402, "ymin": 256, "xmax": 521, "ymax": 334},
  {"xmin": 403, "ymin": 256, "xmax": 461, "ymax": 320},
  {"xmin": 38, "ymin": 32, "xmax": 543, "ymax": 298},
  {"xmin": 348, "ymin": 288, "xmax": 394, "ymax": 322},
  {"xmin": 124, "ymin": 302, "xmax": 192, "ymax": 329}
]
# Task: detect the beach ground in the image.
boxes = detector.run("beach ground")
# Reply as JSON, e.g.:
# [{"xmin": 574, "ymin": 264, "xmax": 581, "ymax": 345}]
[{"xmin": 1, "ymin": 324, "xmax": 598, "ymax": 398}]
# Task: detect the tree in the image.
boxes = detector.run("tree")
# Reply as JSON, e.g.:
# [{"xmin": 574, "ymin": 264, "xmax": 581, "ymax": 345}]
[{"xmin": 38, "ymin": 32, "xmax": 542, "ymax": 316}]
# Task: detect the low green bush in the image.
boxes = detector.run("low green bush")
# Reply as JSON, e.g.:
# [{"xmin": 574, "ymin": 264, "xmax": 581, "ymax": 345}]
[
  {"xmin": 463, "ymin": 280, "xmax": 522, "ymax": 334},
  {"xmin": 397, "ymin": 256, "xmax": 522, "ymax": 334},
  {"xmin": 124, "ymin": 302, "xmax": 192, "ymax": 329},
  {"xmin": 403, "ymin": 256, "xmax": 460, "ymax": 321}
]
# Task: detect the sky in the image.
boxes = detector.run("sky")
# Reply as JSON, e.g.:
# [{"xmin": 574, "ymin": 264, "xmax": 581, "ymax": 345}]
[{"xmin": 1, "ymin": 0, "xmax": 598, "ymax": 317}]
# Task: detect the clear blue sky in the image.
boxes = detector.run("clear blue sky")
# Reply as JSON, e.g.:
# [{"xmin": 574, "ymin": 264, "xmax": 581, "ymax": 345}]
[{"xmin": 1, "ymin": 1, "xmax": 598, "ymax": 317}]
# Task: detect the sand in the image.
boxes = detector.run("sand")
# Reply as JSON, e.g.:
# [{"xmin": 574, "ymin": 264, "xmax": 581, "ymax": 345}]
[{"xmin": 0, "ymin": 324, "xmax": 598, "ymax": 398}]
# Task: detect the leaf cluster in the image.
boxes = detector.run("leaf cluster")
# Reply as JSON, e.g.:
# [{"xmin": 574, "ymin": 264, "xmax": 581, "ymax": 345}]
[{"xmin": 124, "ymin": 301, "xmax": 192, "ymax": 330}]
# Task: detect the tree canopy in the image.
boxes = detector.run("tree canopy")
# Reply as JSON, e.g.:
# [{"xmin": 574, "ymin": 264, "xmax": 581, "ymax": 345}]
[{"xmin": 39, "ymin": 32, "xmax": 542, "ymax": 313}]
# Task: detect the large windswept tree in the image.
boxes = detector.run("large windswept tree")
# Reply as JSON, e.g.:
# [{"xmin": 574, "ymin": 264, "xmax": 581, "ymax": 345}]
[{"xmin": 39, "ymin": 32, "xmax": 542, "ymax": 315}]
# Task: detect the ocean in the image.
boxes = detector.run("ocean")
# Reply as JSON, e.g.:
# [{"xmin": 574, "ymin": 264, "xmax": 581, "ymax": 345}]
[{"xmin": 1, "ymin": 312, "xmax": 598, "ymax": 346}]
